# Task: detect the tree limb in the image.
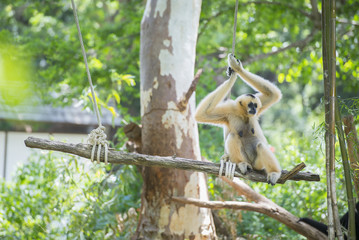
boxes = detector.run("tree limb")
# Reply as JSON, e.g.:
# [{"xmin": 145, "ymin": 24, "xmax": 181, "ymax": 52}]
[
  {"xmin": 24, "ymin": 137, "xmax": 320, "ymax": 184},
  {"xmin": 177, "ymin": 69, "xmax": 203, "ymax": 111},
  {"xmin": 243, "ymin": 29, "xmax": 318, "ymax": 65},
  {"xmin": 172, "ymin": 177, "xmax": 328, "ymax": 239},
  {"xmin": 243, "ymin": 1, "xmax": 312, "ymax": 18},
  {"xmin": 279, "ymin": 162, "xmax": 306, "ymax": 183},
  {"xmin": 337, "ymin": 18, "xmax": 359, "ymax": 27},
  {"xmin": 223, "ymin": 177, "xmax": 328, "ymax": 239},
  {"xmin": 171, "ymin": 195, "xmax": 327, "ymax": 240}
]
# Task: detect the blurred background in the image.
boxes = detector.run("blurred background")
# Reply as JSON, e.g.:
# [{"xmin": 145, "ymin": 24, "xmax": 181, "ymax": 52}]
[{"xmin": 0, "ymin": 0, "xmax": 358, "ymax": 239}]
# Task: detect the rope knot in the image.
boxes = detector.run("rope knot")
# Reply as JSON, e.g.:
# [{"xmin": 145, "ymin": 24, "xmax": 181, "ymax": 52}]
[{"xmin": 87, "ymin": 126, "xmax": 109, "ymax": 164}]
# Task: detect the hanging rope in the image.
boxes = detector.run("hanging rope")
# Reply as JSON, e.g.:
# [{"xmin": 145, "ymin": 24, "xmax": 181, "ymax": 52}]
[
  {"xmin": 231, "ymin": 0, "xmax": 239, "ymax": 54},
  {"xmin": 227, "ymin": 0, "xmax": 239, "ymax": 78},
  {"xmin": 70, "ymin": 0, "xmax": 108, "ymax": 164}
]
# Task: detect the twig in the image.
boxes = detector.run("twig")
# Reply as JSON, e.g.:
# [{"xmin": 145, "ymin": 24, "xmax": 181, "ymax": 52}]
[
  {"xmin": 177, "ymin": 69, "xmax": 203, "ymax": 111},
  {"xmin": 24, "ymin": 137, "xmax": 320, "ymax": 184},
  {"xmin": 171, "ymin": 196, "xmax": 327, "ymax": 240},
  {"xmin": 278, "ymin": 162, "xmax": 306, "ymax": 183},
  {"xmin": 337, "ymin": 18, "xmax": 359, "ymax": 27},
  {"xmin": 243, "ymin": 29, "xmax": 317, "ymax": 65},
  {"xmin": 243, "ymin": 1, "xmax": 312, "ymax": 18}
]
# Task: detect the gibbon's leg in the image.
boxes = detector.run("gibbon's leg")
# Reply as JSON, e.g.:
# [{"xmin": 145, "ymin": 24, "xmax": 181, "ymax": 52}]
[
  {"xmin": 219, "ymin": 127, "xmax": 238, "ymax": 179},
  {"xmin": 237, "ymin": 162, "xmax": 253, "ymax": 175},
  {"xmin": 253, "ymin": 143, "xmax": 281, "ymax": 185},
  {"xmin": 227, "ymin": 54, "xmax": 282, "ymax": 115},
  {"xmin": 226, "ymin": 136, "xmax": 252, "ymax": 175}
]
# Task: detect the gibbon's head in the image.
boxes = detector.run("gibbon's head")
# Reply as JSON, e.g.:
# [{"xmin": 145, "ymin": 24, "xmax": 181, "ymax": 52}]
[{"xmin": 236, "ymin": 94, "xmax": 262, "ymax": 117}]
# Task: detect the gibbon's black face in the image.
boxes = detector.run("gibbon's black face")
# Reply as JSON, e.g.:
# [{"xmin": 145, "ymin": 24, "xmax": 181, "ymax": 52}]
[
  {"xmin": 248, "ymin": 101, "xmax": 257, "ymax": 114},
  {"xmin": 238, "ymin": 94, "xmax": 262, "ymax": 116}
]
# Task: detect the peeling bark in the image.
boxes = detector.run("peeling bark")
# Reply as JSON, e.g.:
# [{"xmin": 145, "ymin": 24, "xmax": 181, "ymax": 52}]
[{"xmin": 137, "ymin": 0, "xmax": 215, "ymax": 239}]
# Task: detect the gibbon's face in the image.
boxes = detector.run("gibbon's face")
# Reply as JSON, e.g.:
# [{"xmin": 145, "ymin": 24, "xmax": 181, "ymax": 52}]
[{"xmin": 237, "ymin": 94, "xmax": 262, "ymax": 116}]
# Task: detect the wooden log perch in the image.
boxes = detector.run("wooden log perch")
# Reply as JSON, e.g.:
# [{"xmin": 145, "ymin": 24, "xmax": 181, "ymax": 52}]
[{"xmin": 24, "ymin": 137, "xmax": 320, "ymax": 184}]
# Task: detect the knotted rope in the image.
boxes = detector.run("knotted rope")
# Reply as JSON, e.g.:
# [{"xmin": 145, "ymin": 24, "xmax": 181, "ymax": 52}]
[{"xmin": 70, "ymin": 0, "xmax": 108, "ymax": 164}]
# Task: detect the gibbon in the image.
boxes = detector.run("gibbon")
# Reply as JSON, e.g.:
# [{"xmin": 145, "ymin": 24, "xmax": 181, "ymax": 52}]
[
  {"xmin": 299, "ymin": 202, "xmax": 359, "ymax": 239},
  {"xmin": 195, "ymin": 54, "xmax": 282, "ymax": 185}
]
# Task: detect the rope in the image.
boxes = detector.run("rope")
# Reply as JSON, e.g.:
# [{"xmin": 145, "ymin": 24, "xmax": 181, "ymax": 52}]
[
  {"xmin": 70, "ymin": 0, "xmax": 108, "ymax": 164},
  {"xmin": 232, "ymin": 0, "xmax": 239, "ymax": 54},
  {"xmin": 70, "ymin": 0, "xmax": 102, "ymax": 126}
]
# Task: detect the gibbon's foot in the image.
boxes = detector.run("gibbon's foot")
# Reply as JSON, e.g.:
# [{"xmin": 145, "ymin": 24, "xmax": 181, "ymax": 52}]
[
  {"xmin": 225, "ymin": 161, "xmax": 236, "ymax": 180},
  {"xmin": 237, "ymin": 162, "xmax": 252, "ymax": 175},
  {"xmin": 219, "ymin": 154, "xmax": 230, "ymax": 177},
  {"xmin": 267, "ymin": 172, "xmax": 281, "ymax": 186}
]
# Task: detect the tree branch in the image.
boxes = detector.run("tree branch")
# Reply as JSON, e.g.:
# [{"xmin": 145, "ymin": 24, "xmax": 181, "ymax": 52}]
[
  {"xmin": 24, "ymin": 137, "xmax": 320, "ymax": 184},
  {"xmin": 337, "ymin": 18, "xmax": 359, "ymax": 27},
  {"xmin": 243, "ymin": 29, "xmax": 318, "ymax": 65},
  {"xmin": 171, "ymin": 195, "xmax": 327, "ymax": 240},
  {"xmin": 172, "ymin": 177, "xmax": 328, "ymax": 239},
  {"xmin": 221, "ymin": 178, "xmax": 328, "ymax": 239},
  {"xmin": 177, "ymin": 69, "xmax": 203, "ymax": 111},
  {"xmin": 279, "ymin": 162, "xmax": 306, "ymax": 183},
  {"xmin": 243, "ymin": 1, "xmax": 312, "ymax": 18}
]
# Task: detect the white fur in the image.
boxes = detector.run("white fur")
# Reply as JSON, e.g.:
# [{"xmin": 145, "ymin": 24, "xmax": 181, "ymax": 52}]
[{"xmin": 195, "ymin": 54, "xmax": 282, "ymax": 185}]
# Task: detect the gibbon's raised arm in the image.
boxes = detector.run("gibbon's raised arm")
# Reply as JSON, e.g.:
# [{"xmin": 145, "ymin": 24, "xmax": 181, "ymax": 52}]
[
  {"xmin": 228, "ymin": 54, "xmax": 282, "ymax": 115},
  {"xmin": 195, "ymin": 73, "xmax": 237, "ymax": 125}
]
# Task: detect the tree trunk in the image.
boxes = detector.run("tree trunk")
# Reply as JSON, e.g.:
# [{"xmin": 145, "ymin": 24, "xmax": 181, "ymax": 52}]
[{"xmin": 135, "ymin": 0, "xmax": 215, "ymax": 239}]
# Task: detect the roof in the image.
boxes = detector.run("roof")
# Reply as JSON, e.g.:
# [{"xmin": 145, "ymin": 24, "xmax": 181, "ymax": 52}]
[{"xmin": 0, "ymin": 104, "xmax": 121, "ymax": 127}]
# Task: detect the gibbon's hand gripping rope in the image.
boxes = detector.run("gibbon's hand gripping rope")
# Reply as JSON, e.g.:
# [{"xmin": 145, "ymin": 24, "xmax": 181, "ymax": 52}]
[{"xmin": 70, "ymin": 0, "xmax": 108, "ymax": 164}]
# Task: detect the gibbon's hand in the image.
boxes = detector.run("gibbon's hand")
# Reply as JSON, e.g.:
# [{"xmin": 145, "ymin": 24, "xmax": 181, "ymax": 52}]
[{"xmin": 228, "ymin": 53, "xmax": 243, "ymax": 73}]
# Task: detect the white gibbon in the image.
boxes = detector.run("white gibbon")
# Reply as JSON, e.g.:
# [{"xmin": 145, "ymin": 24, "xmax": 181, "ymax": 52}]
[{"xmin": 195, "ymin": 54, "xmax": 282, "ymax": 185}]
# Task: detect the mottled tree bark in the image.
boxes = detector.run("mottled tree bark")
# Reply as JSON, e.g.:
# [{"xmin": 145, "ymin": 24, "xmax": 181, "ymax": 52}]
[{"xmin": 136, "ymin": 0, "xmax": 215, "ymax": 239}]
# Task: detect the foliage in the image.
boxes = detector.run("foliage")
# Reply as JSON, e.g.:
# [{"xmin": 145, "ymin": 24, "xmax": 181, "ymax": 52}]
[
  {"xmin": 0, "ymin": 0, "xmax": 143, "ymax": 122},
  {"xmin": 0, "ymin": 0, "xmax": 359, "ymax": 239},
  {"xmin": 0, "ymin": 152, "xmax": 141, "ymax": 239}
]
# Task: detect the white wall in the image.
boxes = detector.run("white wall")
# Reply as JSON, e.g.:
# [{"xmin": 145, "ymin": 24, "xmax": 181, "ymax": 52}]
[
  {"xmin": 0, "ymin": 131, "xmax": 88, "ymax": 181},
  {"xmin": 0, "ymin": 132, "xmax": 5, "ymax": 178}
]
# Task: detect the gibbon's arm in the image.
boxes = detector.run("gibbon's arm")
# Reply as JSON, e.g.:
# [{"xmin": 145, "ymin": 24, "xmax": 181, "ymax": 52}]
[
  {"xmin": 228, "ymin": 54, "xmax": 282, "ymax": 115},
  {"xmin": 195, "ymin": 73, "xmax": 237, "ymax": 125}
]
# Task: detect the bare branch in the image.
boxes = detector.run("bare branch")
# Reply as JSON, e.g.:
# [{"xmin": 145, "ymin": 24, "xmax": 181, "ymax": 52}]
[
  {"xmin": 177, "ymin": 69, "xmax": 203, "ymax": 111},
  {"xmin": 171, "ymin": 196, "xmax": 327, "ymax": 240},
  {"xmin": 279, "ymin": 162, "xmax": 306, "ymax": 183},
  {"xmin": 243, "ymin": 1, "xmax": 312, "ymax": 18},
  {"xmin": 337, "ymin": 18, "xmax": 359, "ymax": 27},
  {"xmin": 244, "ymin": 29, "xmax": 318, "ymax": 65},
  {"xmin": 221, "ymin": 177, "xmax": 270, "ymax": 203},
  {"xmin": 24, "ymin": 137, "xmax": 320, "ymax": 184}
]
